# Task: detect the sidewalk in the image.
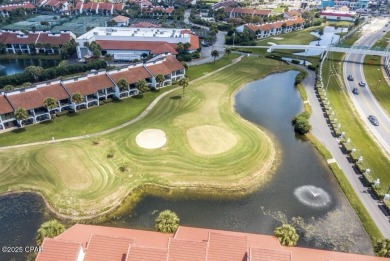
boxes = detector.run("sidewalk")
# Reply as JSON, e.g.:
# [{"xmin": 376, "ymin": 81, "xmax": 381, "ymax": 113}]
[{"xmin": 301, "ymin": 66, "xmax": 390, "ymax": 238}]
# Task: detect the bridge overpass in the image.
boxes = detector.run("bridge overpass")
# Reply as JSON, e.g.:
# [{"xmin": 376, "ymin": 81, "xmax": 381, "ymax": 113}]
[{"xmin": 221, "ymin": 44, "xmax": 390, "ymax": 57}]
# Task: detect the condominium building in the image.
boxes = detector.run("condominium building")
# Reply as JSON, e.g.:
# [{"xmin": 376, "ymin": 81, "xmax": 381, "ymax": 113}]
[
  {"xmin": 76, "ymin": 27, "xmax": 199, "ymax": 61},
  {"xmin": 0, "ymin": 53, "xmax": 185, "ymax": 130}
]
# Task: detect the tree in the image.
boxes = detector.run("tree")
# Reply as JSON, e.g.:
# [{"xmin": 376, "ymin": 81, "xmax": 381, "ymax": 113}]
[
  {"xmin": 374, "ymin": 238, "xmax": 390, "ymax": 257},
  {"xmin": 156, "ymin": 74, "xmax": 165, "ymax": 87},
  {"xmin": 211, "ymin": 50, "xmax": 219, "ymax": 63},
  {"xmin": 176, "ymin": 42, "xmax": 184, "ymax": 52},
  {"xmin": 183, "ymin": 42, "xmax": 191, "ymax": 51},
  {"xmin": 136, "ymin": 79, "xmax": 148, "ymax": 96},
  {"xmin": 15, "ymin": 107, "xmax": 29, "ymax": 127},
  {"xmin": 225, "ymin": 48, "xmax": 231, "ymax": 58},
  {"xmin": 178, "ymin": 77, "xmax": 189, "ymax": 98},
  {"xmin": 36, "ymin": 219, "xmax": 65, "ymax": 245},
  {"xmin": 317, "ymin": 28, "xmax": 324, "ymax": 45},
  {"xmin": 71, "ymin": 92, "xmax": 84, "ymax": 104},
  {"xmin": 3, "ymin": 85, "xmax": 14, "ymax": 91},
  {"xmin": 141, "ymin": 52, "xmax": 148, "ymax": 61},
  {"xmin": 292, "ymin": 112, "xmax": 311, "ymax": 135},
  {"xmin": 25, "ymin": 65, "xmax": 44, "ymax": 81},
  {"xmin": 104, "ymin": 54, "xmax": 113, "ymax": 66},
  {"xmin": 274, "ymin": 224, "xmax": 299, "ymax": 247},
  {"xmin": 117, "ymin": 78, "xmax": 128, "ymax": 91},
  {"xmin": 43, "ymin": 97, "xmax": 58, "ymax": 111},
  {"xmin": 154, "ymin": 210, "xmax": 180, "ymax": 233}
]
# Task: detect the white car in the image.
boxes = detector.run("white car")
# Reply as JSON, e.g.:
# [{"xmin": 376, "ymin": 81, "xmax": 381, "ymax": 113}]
[{"xmin": 359, "ymin": 81, "xmax": 366, "ymax": 87}]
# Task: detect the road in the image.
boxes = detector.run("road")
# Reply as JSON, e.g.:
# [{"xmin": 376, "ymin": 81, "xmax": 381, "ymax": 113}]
[
  {"xmin": 184, "ymin": 9, "xmax": 226, "ymax": 66},
  {"xmin": 301, "ymin": 66, "xmax": 390, "ymax": 238},
  {"xmin": 343, "ymin": 17, "xmax": 390, "ymax": 155}
]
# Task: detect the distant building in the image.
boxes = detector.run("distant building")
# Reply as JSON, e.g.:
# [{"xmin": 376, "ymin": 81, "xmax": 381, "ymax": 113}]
[
  {"xmin": 0, "ymin": 30, "xmax": 75, "ymax": 54},
  {"xmin": 76, "ymin": 27, "xmax": 199, "ymax": 61},
  {"xmin": 321, "ymin": 0, "xmax": 368, "ymax": 9},
  {"xmin": 129, "ymin": 22, "xmax": 161, "ymax": 28},
  {"xmin": 211, "ymin": 0, "xmax": 238, "ymax": 10},
  {"xmin": 74, "ymin": 1, "xmax": 124, "ymax": 15},
  {"xmin": 35, "ymin": 224, "xmax": 389, "ymax": 261},
  {"xmin": 320, "ymin": 9, "xmax": 358, "ymax": 21},
  {"xmin": 0, "ymin": 2, "xmax": 35, "ymax": 17},
  {"xmin": 110, "ymin": 15, "xmax": 130, "ymax": 26},
  {"xmin": 224, "ymin": 7, "xmax": 272, "ymax": 19},
  {"xmin": 243, "ymin": 17, "xmax": 306, "ymax": 39}
]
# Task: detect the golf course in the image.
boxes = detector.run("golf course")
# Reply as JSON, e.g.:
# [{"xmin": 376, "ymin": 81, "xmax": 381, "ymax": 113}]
[{"xmin": 0, "ymin": 57, "xmax": 292, "ymax": 218}]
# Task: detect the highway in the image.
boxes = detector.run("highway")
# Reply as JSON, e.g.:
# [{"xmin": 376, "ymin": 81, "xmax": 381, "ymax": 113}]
[{"xmin": 343, "ymin": 18, "xmax": 390, "ymax": 156}]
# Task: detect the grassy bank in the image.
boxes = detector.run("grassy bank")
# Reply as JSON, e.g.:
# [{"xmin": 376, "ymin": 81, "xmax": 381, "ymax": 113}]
[
  {"xmin": 0, "ymin": 54, "xmax": 239, "ymax": 146},
  {"xmin": 0, "ymin": 56, "xmax": 292, "ymax": 218},
  {"xmin": 295, "ymin": 68, "xmax": 382, "ymax": 243}
]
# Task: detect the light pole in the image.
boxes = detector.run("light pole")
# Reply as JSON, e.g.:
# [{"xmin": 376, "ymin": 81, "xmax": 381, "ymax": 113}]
[{"xmin": 375, "ymin": 79, "xmax": 382, "ymax": 90}]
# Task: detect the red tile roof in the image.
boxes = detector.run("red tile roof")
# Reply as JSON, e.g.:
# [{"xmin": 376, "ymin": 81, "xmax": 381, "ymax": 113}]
[
  {"xmin": 249, "ymin": 247, "xmax": 292, "ymax": 261},
  {"xmin": 130, "ymin": 22, "xmax": 161, "ymax": 28},
  {"xmin": 0, "ymin": 95, "xmax": 13, "ymax": 114},
  {"xmin": 167, "ymin": 238, "xmax": 207, "ymax": 261},
  {"xmin": 36, "ymin": 33, "xmax": 73, "ymax": 45},
  {"xmin": 63, "ymin": 74, "xmax": 114, "ymax": 96},
  {"xmin": 207, "ymin": 232, "xmax": 247, "ymax": 261},
  {"xmin": 95, "ymin": 40, "xmax": 178, "ymax": 55},
  {"xmin": 0, "ymin": 3, "xmax": 35, "ymax": 11},
  {"xmin": 190, "ymin": 34, "xmax": 200, "ymax": 50},
  {"xmin": 0, "ymin": 32, "xmax": 73, "ymax": 45},
  {"xmin": 109, "ymin": 65, "xmax": 152, "ymax": 84},
  {"xmin": 114, "ymin": 3, "xmax": 124, "ymax": 11},
  {"xmin": 224, "ymin": 7, "xmax": 271, "ymax": 16},
  {"xmin": 37, "ymin": 83, "xmax": 69, "ymax": 101},
  {"xmin": 112, "ymin": 15, "xmax": 130, "ymax": 23},
  {"xmin": 146, "ymin": 55, "xmax": 184, "ymax": 76},
  {"xmin": 84, "ymin": 234, "xmax": 133, "ymax": 261},
  {"xmin": 56, "ymin": 224, "xmax": 173, "ymax": 249},
  {"xmin": 7, "ymin": 89, "xmax": 48, "ymax": 110},
  {"xmin": 99, "ymin": 2, "xmax": 112, "ymax": 11},
  {"xmin": 37, "ymin": 225, "xmax": 389, "ymax": 261},
  {"xmin": 35, "ymin": 238, "xmax": 82, "ymax": 261},
  {"xmin": 127, "ymin": 246, "xmax": 167, "ymax": 261}
]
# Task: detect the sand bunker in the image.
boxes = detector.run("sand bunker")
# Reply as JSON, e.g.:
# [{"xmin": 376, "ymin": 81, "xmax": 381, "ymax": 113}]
[
  {"xmin": 136, "ymin": 129, "xmax": 167, "ymax": 149},
  {"xmin": 272, "ymin": 37, "xmax": 284, "ymax": 40},
  {"xmin": 187, "ymin": 125, "xmax": 237, "ymax": 155}
]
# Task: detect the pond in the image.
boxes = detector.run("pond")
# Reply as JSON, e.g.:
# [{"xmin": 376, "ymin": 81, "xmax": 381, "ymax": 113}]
[
  {"xmin": 0, "ymin": 59, "xmax": 59, "ymax": 77},
  {"xmin": 0, "ymin": 71, "xmax": 373, "ymax": 260}
]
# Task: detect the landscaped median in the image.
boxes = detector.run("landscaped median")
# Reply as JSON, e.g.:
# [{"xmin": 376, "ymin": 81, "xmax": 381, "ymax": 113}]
[{"xmin": 0, "ymin": 56, "xmax": 292, "ymax": 219}]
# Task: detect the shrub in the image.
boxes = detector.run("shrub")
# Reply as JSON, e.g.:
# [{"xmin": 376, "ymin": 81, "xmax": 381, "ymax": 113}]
[
  {"xmin": 292, "ymin": 112, "xmax": 311, "ymax": 135},
  {"xmin": 307, "ymin": 64, "xmax": 316, "ymax": 71},
  {"xmin": 291, "ymin": 59, "xmax": 300, "ymax": 64},
  {"xmin": 55, "ymin": 110, "xmax": 69, "ymax": 117}
]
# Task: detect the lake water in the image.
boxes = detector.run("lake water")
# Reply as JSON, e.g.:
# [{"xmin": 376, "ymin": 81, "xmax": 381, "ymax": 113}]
[
  {"xmin": 0, "ymin": 59, "xmax": 59, "ymax": 77},
  {"xmin": 0, "ymin": 71, "xmax": 373, "ymax": 260}
]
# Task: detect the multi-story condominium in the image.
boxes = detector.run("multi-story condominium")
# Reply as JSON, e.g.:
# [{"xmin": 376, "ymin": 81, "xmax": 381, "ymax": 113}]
[
  {"xmin": 320, "ymin": 9, "xmax": 358, "ymax": 21},
  {"xmin": 224, "ymin": 7, "xmax": 272, "ymax": 19},
  {"xmin": 76, "ymin": 27, "xmax": 200, "ymax": 61},
  {"xmin": 0, "ymin": 30, "xmax": 75, "ymax": 54},
  {"xmin": 321, "ymin": 0, "xmax": 368, "ymax": 9},
  {"xmin": 0, "ymin": 53, "xmax": 185, "ymax": 129},
  {"xmin": 0, "ymin": 2, "xmax": 35, "ymax": 17},
  {"xmin": 242, "ymin": 17, "xmax": 306, "ymax": 39},
  {"xmin": 74, "ymin": 1, "xmax": 124, "ymax": 15}
]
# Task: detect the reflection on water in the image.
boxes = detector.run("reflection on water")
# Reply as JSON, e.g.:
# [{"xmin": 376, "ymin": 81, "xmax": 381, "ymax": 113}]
[{"xmin": 0, "ymin": 59, "xmax": 58, "ymax": 77}]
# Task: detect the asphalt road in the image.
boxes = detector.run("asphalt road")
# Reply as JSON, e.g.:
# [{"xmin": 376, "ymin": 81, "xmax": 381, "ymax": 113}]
[
  {"xmin": 343, "ymin": 17, "xmax": 390, "ymax": 155},
  {"xmin": 301, "ymin": 66, "xmax": 390, "ymax": 238}
]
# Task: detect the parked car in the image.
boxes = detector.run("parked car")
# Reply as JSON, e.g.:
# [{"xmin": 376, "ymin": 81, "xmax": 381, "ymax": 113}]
[
  {"xmin": 359, "ymin": 81, "xmax": 366, "ymax": 87},
  {"xmin": 352, "ymin": 88, "xmax": 359, "ymax": 95},
  {"xmin": 368, "ymin": 115, "xmax": 379, "ymax": 126},
  {"xmin": 347, "ymin": 75, "xmax": 354, "ymax": 81}
]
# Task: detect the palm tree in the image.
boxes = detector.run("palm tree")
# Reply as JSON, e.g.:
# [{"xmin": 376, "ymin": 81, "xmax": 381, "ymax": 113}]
[
  {"xmin": 176, "ymin": 42, "xmax": 184, "ymax": 52},
  {"xmin": 15, "ymin": 107, "xmax": 29, "ymax": 127},
  {"xmin": 211, "ymin": 50, "xmax": 219, "ymax": 64},
  {"xmin": 136, "ymin": 79, "xmax": 148, "ymax": 96},
  {"xmin": 71, "ymin": 92, "xmax": 84, "ymax": 104},
  {"xmin": 141, "ymin": 53, "xmax": 148, "ymax": 62},
  {"xmin": 156, "ymin": 74, "xmax": 165, "ymax": 87},
  {"xmin": 274, "ymin": 224, "xmax": 299, "ymax": 247},
  {"xmin": 183, "ymin": 42, "xmax": 191, "ymax": 51},
  {"xmin": 104, "ymin": 54, "xmax": 113, "ymax": 66},
  {"xmin": 43, "ymin": 97, "xmax": 58, "ymax": 111},
  {"xmin": 155, "ymin": 210, "xmax": 180, "ymax": 233},
  {"xmin": 225, "ymin": 48, "xmax": 231, "ymax": 58},
  {"xmin": 36, "ymin": 219, "xmax": 65, "ymax": 245},
  {"xmin": 117, "ymin": 78, "xmax": 129, "ymax": 92},
  {"xmin": 178, "ymin": 77, "xmax": 189, "ymax": 98},
  {"xmin": 374, "ymin": 238, "xmax": 390, "ymax": 257}
]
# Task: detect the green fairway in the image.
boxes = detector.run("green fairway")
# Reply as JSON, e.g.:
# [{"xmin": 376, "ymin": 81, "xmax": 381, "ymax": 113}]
[
  {"xmin": 0, "ymin": 57, "xmax": 291, "ymax": 218},
  {"xmin": 0, "ymin": 55, "xmax": 239, "ymax": 146},
  {"xmin": 256, "ymin": 26, "xmax": 320, "ymax": 46}
]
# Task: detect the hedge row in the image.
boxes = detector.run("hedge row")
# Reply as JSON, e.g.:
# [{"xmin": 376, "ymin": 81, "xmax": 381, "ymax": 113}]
[{"xmin": 0, "ymin": 60, "xmax": 107, "ymax": 89}]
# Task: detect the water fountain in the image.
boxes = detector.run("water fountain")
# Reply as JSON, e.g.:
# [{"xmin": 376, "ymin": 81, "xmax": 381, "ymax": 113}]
[{"xmin": 294, "ymin": 185, "xmax": 331, "ymax": 208}]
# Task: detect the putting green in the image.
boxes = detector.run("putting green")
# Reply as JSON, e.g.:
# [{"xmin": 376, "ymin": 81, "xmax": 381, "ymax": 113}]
[
  {"xmin": 0, "ymin": 57, "xmax": 290, "ymax": 218},
  {"xmin": 187, "ymin": 125, "xmax": 237, "ymax": 155}
]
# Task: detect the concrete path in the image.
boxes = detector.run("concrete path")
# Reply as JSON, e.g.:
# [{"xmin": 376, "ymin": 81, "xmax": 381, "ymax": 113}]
[
  {"xmin": 0, "ymin": 56, "xmax": 243, "ymax": 151},
  {"xmin": 301, "ymin": 67, "xmax": 390, "ymax": 238}
]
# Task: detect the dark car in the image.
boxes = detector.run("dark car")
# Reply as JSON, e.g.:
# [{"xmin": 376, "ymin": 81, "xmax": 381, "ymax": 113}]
[
  {"xmin": 352, "ymin": 88, "xmax": 359, "ymax": 95},
  {"xmin": 368, "ymin": 115, "xmax": 379, "ymax": 126},
  {"xmin": 347, "ymin": 75, "xmax": 354, "ymax": 81},
  {"xmin": 359, "ymin": 81, "xmax": 366, "ymax": 87}
]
